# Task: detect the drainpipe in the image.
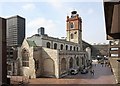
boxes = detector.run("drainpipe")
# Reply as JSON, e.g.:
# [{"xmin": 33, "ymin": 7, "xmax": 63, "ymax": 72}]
[{"xmin": 117, "ymin": 60, "xmax": 120, "ymax": 84}]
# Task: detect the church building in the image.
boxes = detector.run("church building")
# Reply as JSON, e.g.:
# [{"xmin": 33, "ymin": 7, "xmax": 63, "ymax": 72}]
[{"xmin": 18, "ymin": 11, "xmax": 91, "ymax": 78}]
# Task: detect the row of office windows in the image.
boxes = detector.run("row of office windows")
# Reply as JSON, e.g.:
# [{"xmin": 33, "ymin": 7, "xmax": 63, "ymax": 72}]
[{"xmin": 46, "ymin": 42, "xmax": 80, "ymax": 51}]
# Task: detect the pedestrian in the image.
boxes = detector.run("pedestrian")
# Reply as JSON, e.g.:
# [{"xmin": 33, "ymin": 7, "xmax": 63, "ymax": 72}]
[
  {"xmin": 105, "ymin": 61, "xmax": 107, "ymax": 67},
  {"xmin": 90, "ymin": 69, "xmax": 94, "ymax": 75},
  {"xmin": 107, "ymin": 62, "xmax": 110, "ymax": 67},
  {"xmin": 101, "ymin": 62, "xmax": 104, "ymax": 67},
  {"xmin": 90, "ymin": 68, "xmax": 94, "ymax": 75},
  {"xmin": 94, "ymin": 64, "xmax": 96, "ymax": 66}
]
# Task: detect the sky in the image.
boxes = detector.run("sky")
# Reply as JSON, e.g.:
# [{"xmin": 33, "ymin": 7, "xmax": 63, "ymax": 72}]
[{"xmin": 0, "ymin": 0, "xmax": 110, "ymax": 44}]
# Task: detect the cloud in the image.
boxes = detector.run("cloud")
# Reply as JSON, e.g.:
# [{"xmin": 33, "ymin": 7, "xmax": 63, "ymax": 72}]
[
  {"xmin": 0, "ymin": 0, "xmax": 29, "ymax": 2},
  {"xmin": 0, "ymin": 0, "xmax": 104, "ymax": 2},
  {"xmin": 0, "ymin": 3, "xmax": 2, "ymax": 16},
  {"xmin": 103, "ymin": 0, "xmax": 120, "ymax": 2},
  {"xmin": 87, "ymin": 8, "xmax": 94, "ymax": 15},
  {"xmin": 22, "ymin": 3, "xmax": 36, "ymax": 11},
  {"xmin": 26, "ymin": 17, "xmax": 59, "ymax": 37},
  {"xmin": 49, "ymin": 0, "xmax": 64, "ymax": 10}
]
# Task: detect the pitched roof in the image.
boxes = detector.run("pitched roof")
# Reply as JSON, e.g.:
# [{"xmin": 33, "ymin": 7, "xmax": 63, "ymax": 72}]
[{"xmin": 26, "ymin": 40, "xmax": 36, "ymax": 47}]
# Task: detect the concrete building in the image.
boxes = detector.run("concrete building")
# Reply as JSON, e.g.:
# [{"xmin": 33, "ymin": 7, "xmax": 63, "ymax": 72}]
[
  {"xmin": 108, "ymin": 39, "xmax": 120, "ymax": 84},
  {"xmin": 82, "ymin": 41, "xmax": 109, "ymax": 60},
  {"xmin": 6, "ymin": 15, "xmax": 25, "ymax": 76},
  {"xmin": 92, "ymin": 44, "xmax": 109, "ymax": 58},
  {"xmin": 104, "ymin": 1, "xmax": 120, "ymax": 84},
  {"xmin": 109, "ymin": 40, "xmax": 120, "ymax": 58},
  {"xmin": 7, "ymin": 15, "xmax": 25, "ymax": 47},
  {"xmin": 0, "ymin": 17, "xmax": 7, "ymax": 85},
  {"xmin": 17, "ymin": 11, "xmax": 91, "ymax": 78}
]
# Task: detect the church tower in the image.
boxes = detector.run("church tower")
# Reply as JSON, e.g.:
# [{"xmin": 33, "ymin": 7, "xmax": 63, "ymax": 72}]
[{"xmin": 66, "ymin": 11, "xmax": 82, "ymax": 48}]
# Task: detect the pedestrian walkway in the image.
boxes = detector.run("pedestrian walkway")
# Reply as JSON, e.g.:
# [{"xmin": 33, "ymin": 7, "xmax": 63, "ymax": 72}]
[
  {"xmin": 28, "ymin": 63, "xmax": 116, "ymax": 84},
  {"xmin": 64, "ymin": 63, "xmax": 116, "ymax": 84}
]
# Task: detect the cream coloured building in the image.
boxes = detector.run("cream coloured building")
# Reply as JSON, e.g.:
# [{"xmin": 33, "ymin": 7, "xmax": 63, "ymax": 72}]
[{"xmin": 18, "ymin": 11, "xmax": 91, "ymax": 78}]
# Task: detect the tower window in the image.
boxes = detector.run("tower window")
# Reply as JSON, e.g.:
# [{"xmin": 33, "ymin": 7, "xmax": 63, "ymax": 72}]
[
  {"xmin": 71, "ymin": 34, "xmax": 74, "ymax": 39},
  {"xmin": 70, "ymin": 22, "xmax": 74, "ymax": 28},
  {"xmin": 74, "ymin": 32, "xmax": 77, "ymax": 34}
]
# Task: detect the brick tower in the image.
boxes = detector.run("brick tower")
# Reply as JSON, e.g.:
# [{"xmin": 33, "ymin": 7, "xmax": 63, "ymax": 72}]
[{"xmin": 66, "ymin": 11, "xmax": 82, "ymax": 49}]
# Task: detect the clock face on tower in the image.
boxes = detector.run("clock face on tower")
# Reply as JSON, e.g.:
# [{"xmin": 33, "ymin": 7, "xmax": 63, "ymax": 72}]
[{"xmin": 70, "ymin": 22, "xmax": 74, "ymax": 29}]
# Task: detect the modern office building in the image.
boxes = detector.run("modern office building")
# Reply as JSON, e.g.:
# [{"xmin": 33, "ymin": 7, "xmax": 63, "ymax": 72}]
[
  {"xmin": 0, "ymin": 17, "xmax": 7, "ymax": 85},
  {"xmin": 7, "ymin": 15, "xmax": 25, "ymax": 47},
  {"xmin": 6, "ymin": 15, "xmax": 25, "ymax": 76},
  {"xmin": 104, "ymin": 1, "xmax": 120, "ymax": 84}
]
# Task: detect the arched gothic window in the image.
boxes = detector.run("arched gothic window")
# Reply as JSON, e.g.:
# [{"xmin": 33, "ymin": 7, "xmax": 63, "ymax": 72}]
[{"xmin": 22, "ymin": 49, "xmax": 29, "ymax": 67}]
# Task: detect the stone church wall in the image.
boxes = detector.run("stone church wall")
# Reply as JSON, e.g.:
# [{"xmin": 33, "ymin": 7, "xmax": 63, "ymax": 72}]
[
  {"xmin": 33, "ymin": 47, "xmax": 42, "ymax": 78},
  {"xmin": 41, "ymin": 47, "xmax": 59, "ymax": 78}
]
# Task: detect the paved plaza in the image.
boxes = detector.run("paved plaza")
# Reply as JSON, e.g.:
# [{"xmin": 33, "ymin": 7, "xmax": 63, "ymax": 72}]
[{"xmin": 29, "ymin": 63, "xmax": 116, "ymax": 84}]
